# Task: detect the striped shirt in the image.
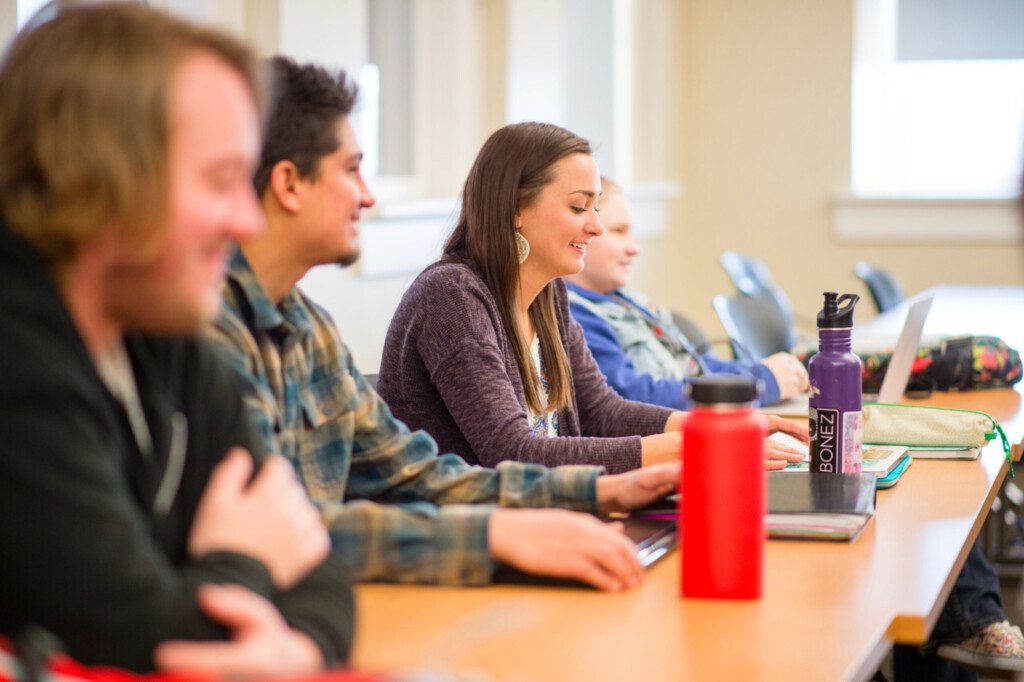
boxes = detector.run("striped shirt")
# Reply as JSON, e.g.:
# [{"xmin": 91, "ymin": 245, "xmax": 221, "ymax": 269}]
[{"xmin": 205, "ymin": 251, "xmax": 603, "ymax": 585}]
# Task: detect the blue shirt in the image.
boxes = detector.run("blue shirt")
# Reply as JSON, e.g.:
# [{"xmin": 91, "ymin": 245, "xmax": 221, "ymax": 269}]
[{"xmin": 565, "ymin": 282, "xmax": 781, "ymax": 409}]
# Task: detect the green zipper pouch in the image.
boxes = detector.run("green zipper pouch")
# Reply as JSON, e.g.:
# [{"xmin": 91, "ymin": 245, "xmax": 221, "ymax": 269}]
[{"xmin": 863, "ymin": 403, "xmax": 1013, "ymax": 475}]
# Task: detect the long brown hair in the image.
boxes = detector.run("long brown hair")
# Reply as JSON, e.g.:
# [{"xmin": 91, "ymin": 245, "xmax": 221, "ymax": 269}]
[{"xmin": 444, "ymin": 122, "xmax": 591, "ymax": 414}]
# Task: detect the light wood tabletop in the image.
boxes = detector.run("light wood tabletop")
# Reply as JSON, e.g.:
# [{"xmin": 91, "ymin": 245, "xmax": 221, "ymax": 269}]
[{"xmin": 352, "ymin": 285, "xmax": 1024, "ymax": 682}]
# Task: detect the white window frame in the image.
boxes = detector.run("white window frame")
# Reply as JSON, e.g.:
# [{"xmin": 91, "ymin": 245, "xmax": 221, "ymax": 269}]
[{"xmin": 836, "ymin": 0, "xmax": 1023, "ymax": 243}]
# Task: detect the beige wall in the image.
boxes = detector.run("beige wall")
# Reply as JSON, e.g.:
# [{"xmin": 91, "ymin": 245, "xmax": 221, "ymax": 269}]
[
  {"xmin": 636, "ymin": 0, "xmax": 1024, "ymax": 343},
  {"xmin": 0, "ymin": 1, "xmax": 14, "ymax": 46},
  {"xmin": 625, "ymin": 0, "xmax": 688, "ymax": 317},
  {"xmin": 2, "ymin": 0, "xmax": 1020, "ymax": 367}
]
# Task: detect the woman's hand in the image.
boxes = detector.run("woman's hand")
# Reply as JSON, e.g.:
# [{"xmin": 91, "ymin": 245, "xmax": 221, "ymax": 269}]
[
  {"xmin": 762, "ymin": 416, "xmax": 809, "ymax": 470},
  {"xmin": 640, "ymin": 431, "xmax": 682, "ymax": 466}
]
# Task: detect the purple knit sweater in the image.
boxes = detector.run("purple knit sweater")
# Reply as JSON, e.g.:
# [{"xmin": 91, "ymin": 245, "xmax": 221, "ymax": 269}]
[{"xmin": 378, "ymin": 260, "xmax": 673, "ymax": 473}]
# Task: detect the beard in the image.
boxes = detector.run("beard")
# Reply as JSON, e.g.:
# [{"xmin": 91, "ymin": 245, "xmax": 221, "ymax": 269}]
[{"xmin": 336, "ymin": 246, "xmax": 360, "ymax": 268}]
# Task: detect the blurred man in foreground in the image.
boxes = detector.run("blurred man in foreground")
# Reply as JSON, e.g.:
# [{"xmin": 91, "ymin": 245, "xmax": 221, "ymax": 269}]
[{"xmin": 0, "ymin": 5, "xmax": 352, "ymax": 674}]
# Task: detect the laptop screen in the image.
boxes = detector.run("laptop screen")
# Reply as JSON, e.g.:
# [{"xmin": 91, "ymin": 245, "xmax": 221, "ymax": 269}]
[{"xmin": 874, "ymin": 295, "xmax": 934, "ymax": 403}]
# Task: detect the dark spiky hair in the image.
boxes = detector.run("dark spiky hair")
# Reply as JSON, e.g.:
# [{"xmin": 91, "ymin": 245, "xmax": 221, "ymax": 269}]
[{"xmin": 253, "ymin": 56, "xmax": 358, "ymax": 196}]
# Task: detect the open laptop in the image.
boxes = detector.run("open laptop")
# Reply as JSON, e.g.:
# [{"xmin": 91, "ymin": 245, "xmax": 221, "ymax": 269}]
[
  {"xmin": 493, "ymin": 515, "xmax": 676, "ymax": 588},
  {"xmin": 759, "ymin": 294, "xmax": 934, "ymax": 417}
]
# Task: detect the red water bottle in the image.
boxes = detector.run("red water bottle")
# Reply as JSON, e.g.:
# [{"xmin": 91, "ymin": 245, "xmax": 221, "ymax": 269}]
[{"xmin": 681, "ymin": 376, "xmax": 766, "ymax": 599}]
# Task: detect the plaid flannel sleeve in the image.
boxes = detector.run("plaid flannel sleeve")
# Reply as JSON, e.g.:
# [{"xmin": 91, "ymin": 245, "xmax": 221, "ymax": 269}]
[
  {"xmin": 206, "ymin": 305, "xmax": 604, "ymax": 585},
  {"xmin": 343, "ymin": 358, "xmax": 603, "ymax": 513},
  {"xmin": 338, "ymin": 362, "xmax": 604, "ymax": 583}
]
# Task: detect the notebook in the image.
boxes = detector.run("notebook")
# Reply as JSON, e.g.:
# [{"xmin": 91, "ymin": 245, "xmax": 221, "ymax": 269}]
[
  {"xmin": 635, "ymin": 473, "xmax": 878, "ymax": 542},
  {"xmin": 492, "ymin": 515, "xmax": 676, "ymax": 588},
  {"xmin": 876, "ymin": 455, "xmax": 913, "ymax": 489},
  {"xmin": 759, "ymin": 294, "xmax": 935, "ymax": 417},
  {"xmin": 770, "ymin": 431, "xmax": 909, "ymax": 479},
  {"xmin": 901, "ymin": 445, "xmax": 981, "ymax": 461},
  {"xmin": 766, "ymin": 471, "xmax": 877, "ymax": 541}
]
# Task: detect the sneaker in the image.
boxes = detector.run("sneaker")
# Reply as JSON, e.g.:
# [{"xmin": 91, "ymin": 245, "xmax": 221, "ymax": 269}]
[{"xmin": 936, "ymin": 620, "xmax": 1024, "ymax": 679}]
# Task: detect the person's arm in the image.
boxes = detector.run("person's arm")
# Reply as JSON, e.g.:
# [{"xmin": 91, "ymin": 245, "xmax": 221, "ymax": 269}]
[
  {"xmin": 413, "ymin": 277, "xmax": 652, "ymax": 473},
  {"xmin": 341, "ymin": 360, "xmax": 603, "ymax": 512},
  {"xmin": 698, "ymin": 354, "xmax": 783, "ymax": 405},
  {"xmin": 0, "ymin": 360, "xmax": 274, "ymax": 671},
  {"xmin": 568, "ymin": 299, "xmax": 693, "ymax": 409},
  {"xmin": 757, "ymin": 352, "xmax": 808, "ymax": 404},
  {"xmin": 334, "ymin": 367, "xmax": 685, "ymax": 585},
  {"xmin": 209, "ymin": 300, "xmax": 645, "ymax": 584},
  {"xmin": 154, "ymin": 583, "xmax": 325, "ymax": 677},
  {"xmin": 184, "ymin": 340, "xmax": 353, "ymax": 667},
  {"xmin": 265, "ymin": 553, "xmax": 354, "ymax": 664},
  {"xmin": 306, "ymin": 360, "xmax": 616, "ymax": 585}
]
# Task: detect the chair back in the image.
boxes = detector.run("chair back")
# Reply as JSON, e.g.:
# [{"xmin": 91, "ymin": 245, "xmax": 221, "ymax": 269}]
[
  {"xmin": 670, "ymin": 310, "xmax": 712, "ymax": 355},
  {"xmin": 719, "ymin": 251, "xmax": 797, "ymax": 331},
  {"xmin": 712, "ymin": 292, "xmax": 795, "ymax": 362},
  {"xmin": 720, "ymin": 251, "xmax": 776, "ymax": 296},
  {"xmin": 854, "ymin": 262, "xmax": 904, "ymax": 313}
]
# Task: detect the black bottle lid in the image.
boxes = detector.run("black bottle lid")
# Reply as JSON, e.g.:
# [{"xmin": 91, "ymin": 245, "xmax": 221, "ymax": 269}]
[
  {"xmin": 817, "ymin": 291, "xmax": 859, "ymax": 329},
  {"xmin": 686, "ymin": 376, "xmax": 760, "ymax": 404}
]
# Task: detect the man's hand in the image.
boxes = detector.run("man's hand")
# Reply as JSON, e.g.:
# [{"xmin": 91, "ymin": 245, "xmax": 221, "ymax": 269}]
[
  {"xmin": 595, "ymin": 462, "xmax": 680, "ymax": 515},
  {"xmin": 189, "ymin": 449, "xmax": 330, "ymax": 590},
  {"xmin": 762, "ymin": 352, "xmax": 810, "ymax": 401},
  {"xmin": 762, "ymin": 416, "xmax": 809, "ymax": 470},
  {"xmin": 155, "ymin": 583, "xmax": 324, "ymax": 676},
  {"xmin": 488, "ymin": 509, "xmax": 643, "ymax": 592}
]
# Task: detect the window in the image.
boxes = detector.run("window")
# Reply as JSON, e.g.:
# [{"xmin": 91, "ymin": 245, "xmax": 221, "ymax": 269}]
[
  {"xmin": 851, "ymin": 0, "xmax": 1024, "ymax": 199},
  {"xmin": 16, "ymin": 0, "xmax": 48, "ymax": 29}
]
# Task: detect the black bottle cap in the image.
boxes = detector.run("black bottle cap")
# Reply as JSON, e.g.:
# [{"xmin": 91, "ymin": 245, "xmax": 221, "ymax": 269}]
[
  {"xmin": 686, "ymin": 376, "xmax": 759, "ymax": 404},
  {"xmin": 817, "ymin": 291, "xmax": 859, "ymax": 329}
]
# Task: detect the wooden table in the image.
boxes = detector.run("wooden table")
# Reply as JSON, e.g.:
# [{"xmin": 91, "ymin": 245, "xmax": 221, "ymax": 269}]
[
  {"xmin": 352, "ymin": 285, "xmax": 1024, "ymax": 682},
  {"xmin": 856, "ymin": 285, "xmax": 1024, "ymax": 642}
]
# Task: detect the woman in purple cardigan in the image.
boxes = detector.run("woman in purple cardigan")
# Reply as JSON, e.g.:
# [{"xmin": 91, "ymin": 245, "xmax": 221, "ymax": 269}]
[{"xmin": 378, "ymin": 122, "xmax": 806, "ymax": 474}]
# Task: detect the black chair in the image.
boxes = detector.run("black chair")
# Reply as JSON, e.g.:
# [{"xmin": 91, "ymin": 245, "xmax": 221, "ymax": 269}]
[
  {"xmin": 854, "ymin": 262, "xmax": 904, "ymax": 313},
  {"xmin": 712, "ymin": 292, "xmax": 795, "ymax": 362},
  {"xmin": 719, "ymin": 251, "xmax": 798, "ymax": 334}
]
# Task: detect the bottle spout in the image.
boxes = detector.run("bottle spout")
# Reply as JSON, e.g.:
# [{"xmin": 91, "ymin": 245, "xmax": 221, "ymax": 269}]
[
  {"xmin": 817, "ymin": 292, "xmax": 859, "ymax": 328},
  {"xmin": 822, "ymin": 291, "xmax": 839, "ymax": 317}
]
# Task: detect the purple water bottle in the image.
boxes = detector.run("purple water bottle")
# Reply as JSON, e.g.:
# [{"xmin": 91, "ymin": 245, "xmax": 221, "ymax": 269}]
[{"xmin": 809, "ymin": 292, "xmax": 863, "ymax": 473}]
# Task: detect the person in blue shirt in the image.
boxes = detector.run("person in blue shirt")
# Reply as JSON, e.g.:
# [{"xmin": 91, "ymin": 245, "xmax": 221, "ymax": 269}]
[{"xmin": 565, "ymin": 177, "xmax": 809, "ymax": 414}]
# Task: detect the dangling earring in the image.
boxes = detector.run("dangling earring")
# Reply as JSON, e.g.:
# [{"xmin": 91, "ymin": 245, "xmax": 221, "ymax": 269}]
[{"xmin": 515, "ymin": 230, "xmax": 530, "ymax": 264}]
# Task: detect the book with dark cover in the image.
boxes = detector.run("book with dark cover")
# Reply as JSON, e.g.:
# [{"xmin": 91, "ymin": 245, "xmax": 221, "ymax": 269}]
[{"xmin": 767, "ymin": 472, "xmax": 877, "ymax": 541}]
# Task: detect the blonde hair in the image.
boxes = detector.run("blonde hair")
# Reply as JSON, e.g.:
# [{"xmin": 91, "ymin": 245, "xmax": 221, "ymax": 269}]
[
  {"xmin": 600, "ymin": 175, "xmax": 622, "ymax": 199},
  {"xmin": 0, "ymin": 3, "xmax": 264, "ymax": 264}
]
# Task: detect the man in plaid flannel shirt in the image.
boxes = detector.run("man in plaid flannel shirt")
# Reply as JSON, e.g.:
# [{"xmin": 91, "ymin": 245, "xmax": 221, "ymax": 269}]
[{"xmin": 206, "ymin": 56, "xmax": 680, "ymax": 591}]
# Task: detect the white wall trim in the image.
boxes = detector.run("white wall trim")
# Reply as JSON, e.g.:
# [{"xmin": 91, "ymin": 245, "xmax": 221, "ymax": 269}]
[
  {"xmin": 625, "ymin": 180, "xmax": 684, "ymax": 240},
  {"xmin": 833, "ymin": 193, "xmax": 1022, "ymax": 242},
  {"xmin": 357, "ymin": 197, "xmax": 459, "ymax": 279}
]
